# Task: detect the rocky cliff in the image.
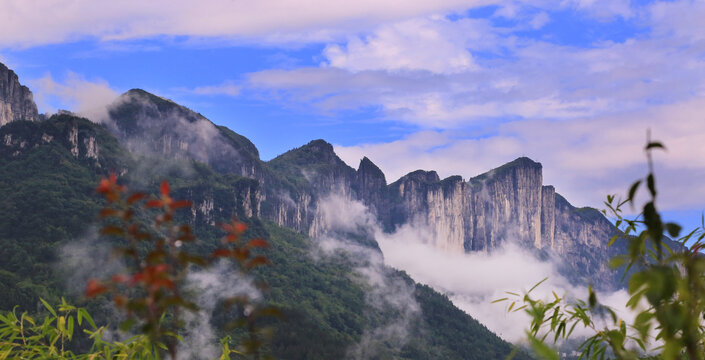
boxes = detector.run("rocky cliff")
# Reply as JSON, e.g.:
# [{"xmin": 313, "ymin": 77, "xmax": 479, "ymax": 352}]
[
  {"xmin": 259, "ymin": 143, "xmax": 623, "ymax": 288},
  {"xmin": 0, "ymin": 62, "xmax": 39, "ymax": 126}
]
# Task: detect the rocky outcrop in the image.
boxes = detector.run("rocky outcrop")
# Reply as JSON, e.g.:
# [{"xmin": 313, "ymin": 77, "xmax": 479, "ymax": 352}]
[
  {"xmin": 180, "ymin": 178, "xmax": 262, "ymax": 226},
  {"xmin": 0, "ymin": 114, "xmax": 102, "ymax": 164},
  {"xmin": 0, "ymin": 62, "xmax": 39, "ymax": 126}
]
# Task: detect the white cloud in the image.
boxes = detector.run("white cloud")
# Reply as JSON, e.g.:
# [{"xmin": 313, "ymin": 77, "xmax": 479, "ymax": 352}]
[
  {"xmin": 30, "ymin": 72, "xmax": 119, "ymax": 121},
  {"xmin": 376, "ymin": 222, "xmax": 637, "ymax": 343},
  {"xmin": 567, "ymin": 0, "xmax": 633, "ymax": 19},
  {"xmin": 0, "ymin": 0, "xmax": 649, "ymax": 49},
  {"xmin": 190, "ymin": 81, "xmax": 241, "ymax": 97},
  {"xmin": 323, "ymin": 17, "xmax": 483, "ymax": 74},
  {"xmin": 0, "ymin": 0, "xmax": 497, "ymax": 48},
  {"xmin": 309, "ymin": 195, "xmax": 641, "ymax": 345},
  {"xmin": 246, "ymin": 9, "xmax": 705, "ymax": 125},
  {"xmin": 528, "ymin": 11, "xmax": 550, "ymax": 29},
  {"xmin": 311, "ymin": 195, "xmax": 420, "ymax": 356},
  {"xmin": 649, "ymin": 0, "xmax": 705, "ymax": 42}
]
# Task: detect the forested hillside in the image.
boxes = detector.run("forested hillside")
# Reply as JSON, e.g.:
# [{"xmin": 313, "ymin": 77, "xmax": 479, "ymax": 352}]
[{"xmin": 0, "ymin": 76, "xmax": 529, "ymax": 358}]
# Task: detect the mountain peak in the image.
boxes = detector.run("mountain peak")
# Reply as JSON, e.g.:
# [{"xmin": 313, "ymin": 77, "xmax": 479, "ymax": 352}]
[
  {"xmin": 271, "ymin": 139, "xmax": 342, "ymax": 166},
  {"xmin": 109, "ymin": 88, "xmax": 206, "ymax": 134},
  {"xmin": 122, "ymin": 88, "xmax": 176, "ymax": 106},
  {"xmin": 399, "ymin": 169, "xmax": 440, "ymax": 184},
  {"xmin": 0, "ymin": 62, "xmax": 39, "ymax": 126},
  {"xmin": 304, "ymin": 139, "xmax": 334, "ymax": 151},
  {"xmin": 508, "ymin": 156, "xmax": 542, "ymax": 168},
  {"xmin": 357, "ymin": 156, "xmax": 387, "ymax": 186},
  {"xmin": 471, "ymin": 156, "xmax": 542, "ymax": 184},
  {"xmin": 298, "ymin": 139, "xmax": 340, "ymax": 163}
]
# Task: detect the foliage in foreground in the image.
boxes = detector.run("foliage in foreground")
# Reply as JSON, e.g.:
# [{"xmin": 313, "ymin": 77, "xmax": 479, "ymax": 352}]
[
  {"xmin": 0, "ymin": 175, "xmax": 276, "ymax": 359},
  {"xmin": 0, "ymin": 298, "xmax": 159, "ymax": 359},
  {"xmin": 499, "ymin": 138, "xmax": 705, "ymax": 360}
]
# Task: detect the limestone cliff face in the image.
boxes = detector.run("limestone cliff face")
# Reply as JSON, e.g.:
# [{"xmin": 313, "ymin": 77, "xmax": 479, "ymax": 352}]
[
  {"xmin": 0, "ymin": 114, "xmax": 102, "ymax": 165},
  {"xmin": 0, "ymin": 62, "xmax": 39, "ymax": 126},
  {"xmin": 353, "ymin": 156, "xmax": 387, "ymax": 215},
  {"xmin": 257, "ymin": 142, "xmax": 622, "ymax": 288},
  {"xmin": 467, "ymin": 158, "xmax": 544, "ymax": 251},
  {"xmin": 178, "ymin": 178, "xmax": 262, "ymax": 226}
]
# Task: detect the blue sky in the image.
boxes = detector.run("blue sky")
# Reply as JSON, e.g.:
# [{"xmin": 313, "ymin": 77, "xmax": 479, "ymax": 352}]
[{"xmin": 1, "ymin": 0, "xmax": 704, "ymax": 231}]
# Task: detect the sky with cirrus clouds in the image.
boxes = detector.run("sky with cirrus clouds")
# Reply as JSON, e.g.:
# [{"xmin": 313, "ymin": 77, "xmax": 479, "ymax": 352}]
[{"xmin": 1, "ymin": 0, "xmax": 704, "ymax": 228}]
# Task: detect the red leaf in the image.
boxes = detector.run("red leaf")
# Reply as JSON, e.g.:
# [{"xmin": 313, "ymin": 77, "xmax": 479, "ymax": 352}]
[
  {"xmin": 224, "ymin": 234, "xmax": 239, "ymax": 243},
  {"xmin": 112, "ymin": 274, "xmax": 129, "ymax": 284},
  {"xmin": 127, "ymin": 192, "xmax": 147, "ymax": 205},
  {"xmin": 101, "ymin": 226, "xmax": 125, "ymax": 236},
  {"xmin": 97, "ymin": 178, "xmax": 111, "ymax": 193},
  {"xmin": 234, "ymin": 222, "xmax": 247, "ymax": 234},
  {"xmin": 132, "ymin": 273, "xmax": 145, "ymax": 284},
  {"xmin": 212, "ymin": 249, "xmax": 232, "ymax": 258},
  {"xmin": 145, "ymin": 199, "xmax": 163, "ymax": 208},
  {"xmin": 160, "ymin": 180, "xmax": 170, "ymax": 197},
  {"xmin": 154, "ymin": 264, "xmax": 169, "ymax": 273},
  {"xmin": 170, "ymin": 200, "xmax": 192, "ymax": 210},
  {"xmin": 86, "ymin": 280, "xmax": 108, "ymax": 298},
  {"xmin": 114, "ymin": 295, "xmax": 127, "ymax": 308},
  {"xmin": 99, "ymin": 208, "xmax": 117, "ymax": 218},
  {"xmin": 247, "ymin": 238, "xmax": 269, "ymax": 248}
]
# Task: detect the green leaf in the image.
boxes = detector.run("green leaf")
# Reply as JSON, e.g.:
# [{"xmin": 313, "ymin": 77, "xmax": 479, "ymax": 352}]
[
  {"xmin": 527, "ymin": 332, "xmax": 559, "ymax": 360},
  {"xmin": 588, "ymin": 287, "xmax": 597, "ymax": 308},
  {"xmin": 645, "ymin": 141, "xmax": 665, "ymax": 150},
  {"xmin": 77, "ymin": 309, "xmax": 96, "ymax": 329},
  {"xmin": 528, "ymin": 277, "xmax": 548, "ymax": 293},
  {"xmin": 40, "ymin": 299, "xmax": 57, "ymax": 317},
  {"xmin": 664, "ymin": 222, "xmax": 681, "ymax": 238},
  {"xmin": 67, "ymin": 316, "xmax": 74, "ymax": 340},
  {"xmin": 627, "ymin": 180, "xmax": 641, "ymax": 203}
]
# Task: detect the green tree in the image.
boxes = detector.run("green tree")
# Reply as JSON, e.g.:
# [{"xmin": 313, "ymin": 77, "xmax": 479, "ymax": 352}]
[{"xmin": 499, "ymin": 138, "xmax": 705, "ymax": 359}]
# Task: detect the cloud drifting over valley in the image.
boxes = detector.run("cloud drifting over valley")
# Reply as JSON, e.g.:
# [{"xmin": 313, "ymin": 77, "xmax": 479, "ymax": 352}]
[
  {"xmin": 310, "ymin": 194, "xmax": 640, "ymax": 345},
  {"xmin": 375, "ymin": 223, "xmax": 635, "ymax": 343}
]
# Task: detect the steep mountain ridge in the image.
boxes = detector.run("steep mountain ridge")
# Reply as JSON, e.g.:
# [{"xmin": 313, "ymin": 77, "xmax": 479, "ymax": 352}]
[
  {"xmin": 98, "ymin": 90, "xmax": 627, "ymax": 289},
  {"xmin": 261, "ymin": 140, "xmax": 624, "ymax": 288},
  {"xmin": 0, "ymin": 62, "xmax": 39, "ymax": 126}
]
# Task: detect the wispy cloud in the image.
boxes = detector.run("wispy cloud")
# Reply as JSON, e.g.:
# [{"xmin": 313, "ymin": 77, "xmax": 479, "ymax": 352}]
[
  {"xmin": 246, "ymin": 14, "xmax": 705, "ymax": 126},
  {"xmin": 30, "ymin": 71, "xmax": 119, "ymax": 121},
  {"xmin": 189, "ymin": 81, "xmax": 242, "ymax": 97},
  {"xmin": 375, "ymin": 222, "xmax": 636, "ymax": 343},
  {"xmin": 0, "ymin": 0, "xmax": 648, "ymax": 49},
  {"xmin": 323, "ymin": 16, "xmax": 483, "ymax": 74},
  {"xmin": 0, "ymin": 0, "xmax": 494, "ymax": 48}
]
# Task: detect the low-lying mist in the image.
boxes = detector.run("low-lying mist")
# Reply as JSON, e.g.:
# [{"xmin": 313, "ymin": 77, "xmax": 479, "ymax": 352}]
[
  {"xmin": 376, "ymin": 224, "xmax": 634, "ymax": 342},
  {"xmin": 314, "ymin": 194, "xmax": 636, "ymax": 345}
]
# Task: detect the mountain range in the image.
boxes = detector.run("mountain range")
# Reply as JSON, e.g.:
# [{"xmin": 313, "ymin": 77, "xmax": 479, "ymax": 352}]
[{"xmin": 0, "ymin": 61, "xmax": 633, "ymax": 358}]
